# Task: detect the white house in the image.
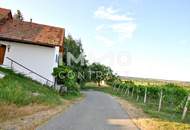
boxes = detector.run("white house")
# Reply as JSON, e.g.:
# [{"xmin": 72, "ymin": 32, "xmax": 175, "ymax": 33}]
[{"xmin": 0, "ymin": 8, "xmax": 65, "ymax": 86}]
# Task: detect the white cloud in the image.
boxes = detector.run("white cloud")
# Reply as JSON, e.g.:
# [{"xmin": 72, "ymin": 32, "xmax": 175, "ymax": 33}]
[
  {"xmin": 94, "ymin": 6, "xmax": 137, "ymax": 43},
  {"xmin": 94, "ymin": 6, "xmax": 133, "ymax": 21},
  {"xmin": 95, "ymin": 25, "xmax": 106, "ymax": 32},
  {"xmin": 96, "ymin": 35, "xmax": 115, "ymax": 46},
  {"xmin": 111, "ymin": 22, "xmax": 137, "ymax": 39},
  {"xmin": 95, "ymin": 22, "xmax": 137, "ymax": 40}
]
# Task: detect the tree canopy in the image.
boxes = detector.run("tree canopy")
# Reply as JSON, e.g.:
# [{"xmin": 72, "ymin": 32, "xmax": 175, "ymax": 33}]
[
  {"xmin": 53, "ymin": 34, "xmax": 117, "ymax": 93},
  {"xmin": 63, "ymin": 35, "xmax": 89, "ymax": 86},
  {"xmin": 89, "ymin": 63, "xmax": 114, "ymax": 86}
]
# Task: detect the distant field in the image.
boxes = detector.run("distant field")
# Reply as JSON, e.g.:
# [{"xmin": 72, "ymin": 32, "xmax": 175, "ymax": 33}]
[{"xmin": 120, "ymin": 76, "xmax": 190, "ymax": 87}]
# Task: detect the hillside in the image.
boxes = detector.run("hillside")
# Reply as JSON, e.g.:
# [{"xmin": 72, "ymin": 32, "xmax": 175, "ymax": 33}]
[
  {"xmin": 0, "ymin": 67, "xmax": 62, "ymax": 106},
  {"xmin": 0, "ymin": 67, "xmax": 81, "ymax": 124}
]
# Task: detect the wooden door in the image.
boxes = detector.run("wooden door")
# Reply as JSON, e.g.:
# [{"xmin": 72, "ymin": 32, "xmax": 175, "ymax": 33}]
[{"xmin": 0, "ymin": 45, "xmax": 6, "ymax": 64}]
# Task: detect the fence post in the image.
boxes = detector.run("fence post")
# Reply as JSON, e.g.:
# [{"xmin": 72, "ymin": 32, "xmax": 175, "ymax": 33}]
[
  {"xmin": 158, "ymin": 89, "xmax": 163, "ymax": 112},
  {"xmin": 136, "ymin": 89, "xmax": 139, "ymax": 101},
  {"xmin": 46, "ymin": 80, "xmax": 49, "ymax": 86},
  {"xmin": 136, "ymin": 94, "xmax": 139, "ymax": 101},
  {"xmin": 127, "ymin": 87, "xmax": 130, "ymax": 95},
  {"xmin": 124, "ymin": 87, "xmax": 128, "ymax": 95},
  {"xmin": 116, "ymin": 84, "xmax": 121, "ymax": 93},
  {"xmin": 131, "ymin": 87, "xmax": 134, "ymax": 97},
  {"xmin": 144, "ymin": 88, "xmax": 147, "ymax": 103},
  {"xmin": 181, "ymin": 95, "xmax": 190, "ymax": 120},
  {"xmin": 10, "ymin": 60, "xmax": 13, "ymax": 69},
  {"xmin": 113, "ymin": 84, "xmax": 116, "ymax": 91},
  {"xmin": 121, "ymin": 86, "xmax": 125, "ymax": 93}
]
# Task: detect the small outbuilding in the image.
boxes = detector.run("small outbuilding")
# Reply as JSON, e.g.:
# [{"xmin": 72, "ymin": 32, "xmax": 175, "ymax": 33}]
[{"xmin": 0, "ymin": 8, "xmax": 65, "ymax": 86}]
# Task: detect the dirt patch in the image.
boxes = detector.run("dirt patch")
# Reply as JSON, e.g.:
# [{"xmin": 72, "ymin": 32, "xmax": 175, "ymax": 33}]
[
  {"xmin": 0, "ymin": 97, "xmax": 84, "ymax": 130},
  {"xmin": 115, "ymin": 97, "xmax": 190, "ymax": 130},
  {"xmin": 0, "ymin": 104, "xmax": 51, "ymax": 123}
]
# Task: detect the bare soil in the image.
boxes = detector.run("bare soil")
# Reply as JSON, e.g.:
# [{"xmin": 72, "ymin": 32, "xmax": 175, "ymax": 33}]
[{"xmin": 0, "ymin": 97, "xmax": 83, "ymax": 130}]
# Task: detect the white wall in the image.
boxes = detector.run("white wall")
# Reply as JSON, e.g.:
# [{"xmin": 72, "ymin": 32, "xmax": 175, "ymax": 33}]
[{"xmin": 0, "ymin": 40, "xmax": 60, "ymax": 86}]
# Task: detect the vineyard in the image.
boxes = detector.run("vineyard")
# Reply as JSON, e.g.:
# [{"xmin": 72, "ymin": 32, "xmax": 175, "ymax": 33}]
[{"xmin": 112, "ymin": 81, "xmax": 190, "ymax": 122}]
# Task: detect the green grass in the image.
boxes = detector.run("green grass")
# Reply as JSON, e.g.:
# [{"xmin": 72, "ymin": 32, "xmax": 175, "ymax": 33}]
[
  {"xmin": 62, "ymin": 93, "xmax": 82, "ymax": 100},
  {"xmin": 0, "ymin": 67, "xmax": 83, "ymax": 122},
  {"xmin": 0, "ymin": 67, "xmax": 68, "ymax": 106},
  {"xmin": 83, "ymin": 82, "xmax": 190, "ymax": 124}
]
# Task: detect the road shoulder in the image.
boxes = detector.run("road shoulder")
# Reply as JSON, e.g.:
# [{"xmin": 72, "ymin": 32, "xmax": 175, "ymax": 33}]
[
  {"xmin": 116, "ymin": 97, "xmax": 190, "ymax": 130},
  {"xmin": 0, "ymin": 96, "xmax": 84, "ymax": 130}
]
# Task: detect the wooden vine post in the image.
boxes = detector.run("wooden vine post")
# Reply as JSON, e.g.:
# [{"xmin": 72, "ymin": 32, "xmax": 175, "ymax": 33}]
[
  {"xmin": 136, "ymin": 89, "xmax": 139, "ymax": 101},
  {"xmin": 124, "ymin": 87, "xmax": 128, "ymax": 95},
  {"xmin": 113, "ymin": 83, "xmax": 116, "ymax": 91},
  {"xmin": 127, "ymin": 87, "xmax": 130, "ymax": 95},
  {"xmin": 113, "ymin": 84, "xmax": 116, "ymax": 91},
  {"xmin": 121, "ymin": 85, "xmax": 125, "ymax": 93},
  {"xmin": 131, "ymin": 87, "xmax": 134, "ymax": 97},
  {"xmin": 119, "ymin": 85, "xmax": 123, "ymax": 93},
  {"xmin": 181, "ymin": 95, "xmax": 190, "ymax": 120},
  {"xmin": 158, "ymin": 89, "xmax": 163, "ymax": 112},
  {"xmin": 116, "ymin": 84, "xmax": 121, "ymax": 93},
  {"xmin": 144, "ymin": 87, "xmax": 147, "ymax": 103}
]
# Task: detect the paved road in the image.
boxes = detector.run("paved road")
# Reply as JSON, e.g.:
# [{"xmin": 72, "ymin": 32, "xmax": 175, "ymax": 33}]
[{"xmin": 37, "ymin": 91, "xmax": 139, "ymax": 130}]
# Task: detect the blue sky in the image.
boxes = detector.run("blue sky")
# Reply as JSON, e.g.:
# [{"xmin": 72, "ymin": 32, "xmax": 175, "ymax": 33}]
[{"xmin": 1, "ymin": 0, "xmax": 190, "ymax": 81}]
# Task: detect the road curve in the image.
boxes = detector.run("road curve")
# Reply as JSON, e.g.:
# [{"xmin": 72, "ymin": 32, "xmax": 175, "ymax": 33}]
[{"xmin": 37, "ymin": 91, "xmax": 139, "ymax": 130}]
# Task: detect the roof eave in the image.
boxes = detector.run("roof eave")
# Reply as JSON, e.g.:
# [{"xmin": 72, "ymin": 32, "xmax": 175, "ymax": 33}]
[{"xmin": 0, "ymin": 37, "xmax": 61, "ymax": 47}]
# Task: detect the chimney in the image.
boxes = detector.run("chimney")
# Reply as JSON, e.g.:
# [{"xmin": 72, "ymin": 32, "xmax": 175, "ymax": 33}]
[{"xmin": 30, "ymin": 18, "xmax": 32, "ymax": 23}]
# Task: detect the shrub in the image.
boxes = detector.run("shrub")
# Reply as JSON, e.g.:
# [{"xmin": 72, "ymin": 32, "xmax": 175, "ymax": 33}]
[{"xmin": 52, "ymin": 65, "xmax": 80, "ymax": 94}]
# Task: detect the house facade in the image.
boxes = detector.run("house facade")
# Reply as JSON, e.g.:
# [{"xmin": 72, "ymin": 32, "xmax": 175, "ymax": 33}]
[{"xmin": 0, "ymin": 8, "xmax": 65, "ymax": 86}]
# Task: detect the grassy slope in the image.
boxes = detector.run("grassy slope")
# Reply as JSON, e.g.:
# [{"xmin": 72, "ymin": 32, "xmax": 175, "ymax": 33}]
[
  {"xmin": 0, "ymin": 67, "xmax": 62, "ymax": 106},
  {"xmin": 0, "ymin": 67, "xmax": 82, "ymax": 122},
  {"xmin": 83, "ymin": 82, "xmax": 190, "ymax": 130}
]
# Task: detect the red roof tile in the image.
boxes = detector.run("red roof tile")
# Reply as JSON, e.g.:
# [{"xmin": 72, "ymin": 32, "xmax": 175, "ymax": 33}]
[
  {"xmin": 0, "ymin": 8, "xmax": 12, "ymax": 24},
  {"xmin": 0, "ymin": 8, "xmax": 11, "ymax": 18},
  {"xmin": 0, "ymin": 8, "xmax": 64, "ymax": 47}
]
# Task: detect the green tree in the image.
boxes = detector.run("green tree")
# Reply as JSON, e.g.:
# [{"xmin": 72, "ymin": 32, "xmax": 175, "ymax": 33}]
[
  {"xmin": 89, "ymin": 63, "xmax": 114, "ymax": 86},
  {"xmin": 13, "ymin": 10, "xmax": 24, "ymax": 21},
  {"xmin": 63, "ymin": 35, "xmax": 89, "ymax": 87}
]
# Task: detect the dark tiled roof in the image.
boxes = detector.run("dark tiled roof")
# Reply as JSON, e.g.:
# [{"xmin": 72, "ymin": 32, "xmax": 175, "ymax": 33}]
[{"xmin": 0, "ymin": 8, "xmax": 64, "ymax": 47}]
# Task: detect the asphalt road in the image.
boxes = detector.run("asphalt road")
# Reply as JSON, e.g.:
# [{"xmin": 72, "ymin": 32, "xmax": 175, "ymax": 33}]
[{"xmin": 37, "ymin": 91, "xmax": 139, "ymax": 130}]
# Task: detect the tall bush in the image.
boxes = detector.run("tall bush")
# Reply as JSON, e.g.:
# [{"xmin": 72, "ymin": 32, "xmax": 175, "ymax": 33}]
[{"xmin": 52, "ymin": 65, "xmax": 80, "ymax": 94}]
